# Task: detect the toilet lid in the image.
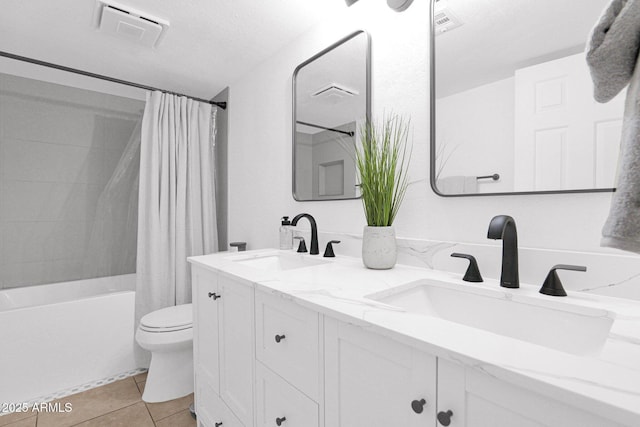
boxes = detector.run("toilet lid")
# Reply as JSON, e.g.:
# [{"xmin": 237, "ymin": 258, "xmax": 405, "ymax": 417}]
[{"xmin": 140, "ymin": 304, "xmax": 193, "ymax": 331}]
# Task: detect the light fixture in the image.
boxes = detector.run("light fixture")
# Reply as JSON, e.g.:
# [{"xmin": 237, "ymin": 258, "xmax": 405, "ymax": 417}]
[{"xmin": 345, "ymin": 0, "xmax": 414, "ymax": 12}]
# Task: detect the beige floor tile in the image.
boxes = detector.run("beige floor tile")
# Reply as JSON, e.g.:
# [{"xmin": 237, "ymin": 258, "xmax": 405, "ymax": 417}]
[
  {"xmin": 0, "ymin": 411, "xmax": 34, "ymax": 427},
  {"xmin": 0, "ymin": 415, "xmax": 36, "ymax": 427},
  {"xmin": 36, "ymin": 378, "xmax": 141, "ymax": 427},
  {"xmin": 145, "ymin": 393, "xmax": 194, "ymax": 422},
  {"xmin": 154, "ymin": 409, "xmax": 196, "ymax": 427},
  {"xmin": 73, "ymin": 402, "xmax": 154, "ymax": 427},
  {"xmin": 136, "ymin": 381, "xmax": 145, "ymax": 395},
  {"xmin": 133, "ymin": 372, "xmax": 147, "ymax": 384}
]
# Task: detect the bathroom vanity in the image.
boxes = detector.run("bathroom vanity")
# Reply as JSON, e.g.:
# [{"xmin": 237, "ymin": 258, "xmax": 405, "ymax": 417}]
[{"xmin": 189, "ymin": 249, "xmax": 640, "ymax": 427}]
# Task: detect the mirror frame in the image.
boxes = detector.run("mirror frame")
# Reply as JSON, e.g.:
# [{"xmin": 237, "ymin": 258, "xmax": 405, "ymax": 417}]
[
  {"xmin": 428, "ymin": 0, "xmax": 615, "ymax": 198},
  {"xmin": 292, "ymin": 30, "xmax": 371, "ymax": 202}
]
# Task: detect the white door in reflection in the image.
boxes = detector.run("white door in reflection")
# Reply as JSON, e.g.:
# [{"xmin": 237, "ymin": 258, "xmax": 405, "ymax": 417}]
[{"xmin": 514, "ymin": 53, "xmax": 623, "ymax": 191}]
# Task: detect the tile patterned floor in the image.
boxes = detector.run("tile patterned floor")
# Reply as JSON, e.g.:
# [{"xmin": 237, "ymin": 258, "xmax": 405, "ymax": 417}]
[{"xmin": 0, "ymin": 373, "xmax": 196, "ymax": 427}]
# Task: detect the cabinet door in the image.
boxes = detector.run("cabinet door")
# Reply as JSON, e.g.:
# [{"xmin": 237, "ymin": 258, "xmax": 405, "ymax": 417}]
[
  {"xmin": 325, "ymin": 318, "xmax": 437, "ymax": 427},
  {"xmin": 193, "ymin": 268, "xmax": 220, "ymax": 393},
  {"xmin": 219, "ymin": 273, "xmax": 255, "ymax": 427},
  {"xmin": 437, "ymin": 358, "xmax": 626, "ymax": 427}
]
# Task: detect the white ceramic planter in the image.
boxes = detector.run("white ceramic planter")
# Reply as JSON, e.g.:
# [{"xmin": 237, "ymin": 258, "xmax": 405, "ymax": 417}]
[{"xmin": 362, "ymin": 225, "xmax": 397, "ymax": 269}]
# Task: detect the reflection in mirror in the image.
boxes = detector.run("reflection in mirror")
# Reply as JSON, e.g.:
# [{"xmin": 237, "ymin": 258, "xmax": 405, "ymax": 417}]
[
  {"xmin": 293, "ymin": 31, "xmax": 370, "ymax": 201},
  {"xmin": 431, "ymin": 0, "xmax": 622, "ymax": 196}
]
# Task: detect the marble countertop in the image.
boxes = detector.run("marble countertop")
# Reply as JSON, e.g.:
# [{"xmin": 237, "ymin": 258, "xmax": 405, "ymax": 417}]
[{"xmin": 189, "ymin": 249, "xmax": 640, "ymax": 426}]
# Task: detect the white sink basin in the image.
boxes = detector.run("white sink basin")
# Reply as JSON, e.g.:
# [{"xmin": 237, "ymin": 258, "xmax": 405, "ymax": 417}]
[
  {"xmin": 367, "ymin": 279, "xmax": 615, "ymax": 356},
  {"xmin": 231, "ymin": 252, "xmax": 328, "ymax": 272}
]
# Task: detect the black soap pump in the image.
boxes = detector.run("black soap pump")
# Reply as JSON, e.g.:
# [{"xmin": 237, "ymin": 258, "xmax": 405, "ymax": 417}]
[{"xmin": 279, "ymin": 216, "xmax": 293, "ymax": 250}]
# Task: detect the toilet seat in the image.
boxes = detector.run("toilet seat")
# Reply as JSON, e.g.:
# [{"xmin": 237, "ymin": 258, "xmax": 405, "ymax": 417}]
[
  {"xmin": 140, "ymin": 324, "xmax": 192, "ymax": 333},
  {"xmin": 140, "ymin": 304, "xmax": 192, "ymax": 333}
]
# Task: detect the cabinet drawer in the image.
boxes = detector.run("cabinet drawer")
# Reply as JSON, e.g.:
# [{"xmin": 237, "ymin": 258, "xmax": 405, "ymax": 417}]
[
  {"xmin": 255, "ymin": 291, "xmax": 320, "ymax": 400},
  {"xmin": 256, "ymin": 362, "xmax": 319, "ymax": 427},
  {"xmin": 196, "ymin": 379, "xmax": 244, "ymax": 427}
]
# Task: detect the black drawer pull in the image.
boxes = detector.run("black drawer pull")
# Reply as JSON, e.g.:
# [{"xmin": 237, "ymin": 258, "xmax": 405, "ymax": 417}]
[
  {"xmin": 275, "ymin": 334, "xmax": 286, "ymax": 343},
  {"xmin": 411, "ymin": 398, "xmax": 426, "ymax": 414},
  {"xmin": 208, "ymin": 292, "xmax": 221, "ymax": 300},
  {"xmin": 215, "ymin": 423, "xmax": 223, "ymax": 427},
  {"xmin": 276, "ymin": 416, "xmax": 286, "ymax": 426},
  {"xmin": 437, "ymin": 410, "xmax": 453, "ymax": 426}
]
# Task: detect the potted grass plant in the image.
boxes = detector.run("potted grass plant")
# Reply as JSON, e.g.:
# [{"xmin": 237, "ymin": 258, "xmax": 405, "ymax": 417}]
[{"xmin": 355, "ymin": 114, "xmax": 411, "ymax": 269}]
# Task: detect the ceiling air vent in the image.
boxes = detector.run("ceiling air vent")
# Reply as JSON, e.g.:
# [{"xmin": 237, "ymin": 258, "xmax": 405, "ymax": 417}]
[
  {"xmin": 434, "ymin": 8, "xmax": 463, "ymax": 35},
  {"xmin": 93, "ymin": 1, "xmax": 169, "ymax": 48},
  {"xmin": 311, "ymin": 84, "xmax": 358, "ymax": 104}
]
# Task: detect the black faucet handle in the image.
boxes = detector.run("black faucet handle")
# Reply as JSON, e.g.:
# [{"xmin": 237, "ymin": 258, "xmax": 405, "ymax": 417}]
[
  {"xmin": 540, "ymin": 264, "xmax": 587, "ymax": 297},
  {"xmin": 323, "ymin": 240, "xmax": 341, "ymax": 257},
  {"xmin": 294, "ymin": 236, "xmax": 307, "ymax": 253},
  {"xmin": 451, "ymin": 253, "xmax": 483, "ymax": 282}
]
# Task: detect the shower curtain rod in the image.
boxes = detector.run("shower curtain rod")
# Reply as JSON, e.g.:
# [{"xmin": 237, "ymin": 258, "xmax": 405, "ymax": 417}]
[
  {"xmin": 296, "ymin": 120, "xmax": 355, "ymax": 137},
  {"xmin": 0, "ymin": 50, "xmax": 227, "ymax": 110}
]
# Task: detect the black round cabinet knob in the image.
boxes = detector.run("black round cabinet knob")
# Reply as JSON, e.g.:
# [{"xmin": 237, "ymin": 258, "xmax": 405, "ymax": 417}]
[
  {"xmin": 437, "ymin": 410, "xmax": 454, "ymax": 426},
  {"xmin": 275, "ymin": 334, "xmax": 286, "ymax": 343},
  {"xmin": 276, "ymin": 416, "xmax": 287, "ymax": 426},
  {"xmin": 411, "ymin": 398, "xmax": 427, "ymax": 414}
]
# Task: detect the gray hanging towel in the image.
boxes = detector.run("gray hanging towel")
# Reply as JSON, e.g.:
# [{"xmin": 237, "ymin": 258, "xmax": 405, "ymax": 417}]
[{"xmin": 586, "ymin": 0, "xmax": 640, "ymax": 254}]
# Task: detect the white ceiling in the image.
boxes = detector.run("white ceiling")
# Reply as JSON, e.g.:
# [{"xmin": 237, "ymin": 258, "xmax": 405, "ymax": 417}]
[
  {"xmin": 296, "ymin": 32, "xmax": 368, "ymax": 131},
  {"xmin": 0, "ymin": 0, "xmax": 344, "ymax": 100}
]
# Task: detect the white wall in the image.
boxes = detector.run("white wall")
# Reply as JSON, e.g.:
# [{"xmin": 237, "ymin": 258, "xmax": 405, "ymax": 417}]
[
  {"xmin": 227, "ymin": 0, "xmax": 628, "ymax": 260},
  {"xmin": 436, "ymin": 77, "xmax": 515, "ymax": 193},
  {"xmin": 294, "ymin": 133, "xmax": 313, "ymax": 200}
]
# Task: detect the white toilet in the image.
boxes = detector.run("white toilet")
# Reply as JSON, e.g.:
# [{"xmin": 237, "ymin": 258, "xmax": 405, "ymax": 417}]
[{"xmin": 135, "ymin": 303, "xmax": 194, "ymax": 403}]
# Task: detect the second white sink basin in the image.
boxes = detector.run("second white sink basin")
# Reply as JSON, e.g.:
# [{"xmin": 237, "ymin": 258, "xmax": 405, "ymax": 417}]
[
  {"xmin": 231, "ymin": 252, "xmax": 328, "ymax": 272},
  {"xmin": 367, "ymin": 279, "xmax": 615, "ymax": 356}
]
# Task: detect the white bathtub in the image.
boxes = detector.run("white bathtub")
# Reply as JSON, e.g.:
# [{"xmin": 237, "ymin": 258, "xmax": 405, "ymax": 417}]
[{"xmin": 0, "ymin": 274, "xmax": 138, "ymax": 405}]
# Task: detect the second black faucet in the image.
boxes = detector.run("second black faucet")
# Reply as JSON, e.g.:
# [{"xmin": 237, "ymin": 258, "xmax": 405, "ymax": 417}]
[{"xmin": 487, "ymin": 215, "xmax": 519, "ymax": 289}]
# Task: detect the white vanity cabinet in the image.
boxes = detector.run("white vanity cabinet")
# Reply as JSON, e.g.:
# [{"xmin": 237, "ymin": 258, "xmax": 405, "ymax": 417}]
[
  {"xmin": 324, "ymin": 318, "xmax": 438, "ymax": 427},
  {"xmin": 193, "ymin": 267, "xmax": 255, "ymax": 427},
  {"xmin": 436, "ymin": 359, "xmax": 626, "ymax": 427},
  {"xmin": 190, "ymin": 255, "xmax": 635, "ymax": 427}
]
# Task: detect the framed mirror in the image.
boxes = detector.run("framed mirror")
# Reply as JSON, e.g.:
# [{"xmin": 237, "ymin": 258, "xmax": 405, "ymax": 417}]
[
  {"xmin": 430, "ymin": 0, "xmax": 621, "ymax": 196},
  {"xmin": 293, "ymin": 30, "xmax": 371, "ymax": 201}
]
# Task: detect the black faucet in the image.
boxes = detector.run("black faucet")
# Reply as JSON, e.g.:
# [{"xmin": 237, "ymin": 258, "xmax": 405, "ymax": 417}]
[
  {"xmin": 291, "ymin": 213, "xmax": 319, "ymax": 255},
  {"xmin": 487, "ymin": 215, "xmax": 519, "ymax": 288}
]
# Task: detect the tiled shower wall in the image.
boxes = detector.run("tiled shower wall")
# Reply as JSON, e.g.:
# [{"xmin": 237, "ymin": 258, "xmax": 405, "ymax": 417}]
[{"xmin": 0, "ymin": 73, "xmax": 144, "ymax": 289}]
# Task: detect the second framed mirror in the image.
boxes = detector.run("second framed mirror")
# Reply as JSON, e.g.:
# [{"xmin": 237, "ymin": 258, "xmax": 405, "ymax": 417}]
[{"xmin": 430, "ymin": 0, "xmax": 620, "ymax": 196}]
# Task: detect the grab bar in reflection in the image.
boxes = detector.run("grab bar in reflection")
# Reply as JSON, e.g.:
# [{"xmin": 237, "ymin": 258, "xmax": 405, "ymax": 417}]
[{"xmin": 477, "ymin": 174, "xmax": 500, "ymax": 181}]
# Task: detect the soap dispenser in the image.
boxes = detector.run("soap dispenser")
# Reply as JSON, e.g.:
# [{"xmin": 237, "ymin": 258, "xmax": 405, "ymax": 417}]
[{"xmin": 279, "ymin": 216, "xmax": 293, "ymax": 250}]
